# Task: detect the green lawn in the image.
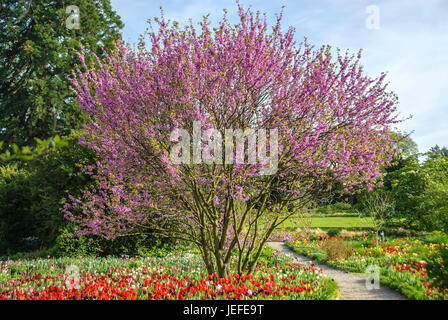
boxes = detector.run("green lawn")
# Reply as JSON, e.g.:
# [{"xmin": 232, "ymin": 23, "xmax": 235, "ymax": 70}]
[
  {"xmin": 307, "ymin": 217, "xmax": 374, "ymax": 228},
  {"xmin": 279, "ymin": 216, "xmax": 374, "ymax": 230}
]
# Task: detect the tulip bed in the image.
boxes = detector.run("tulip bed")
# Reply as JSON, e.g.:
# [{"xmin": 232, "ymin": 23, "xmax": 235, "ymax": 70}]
[
  {"xmin": 286, "ymin": 234, "xmax": 448, "ymax": 300},
  {"xmin": 0, "ymin": 249, "xmax": 340, "ymax": 300}
]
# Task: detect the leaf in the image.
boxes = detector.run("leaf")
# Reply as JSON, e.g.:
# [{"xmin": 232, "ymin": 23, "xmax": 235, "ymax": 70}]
[{"xmin": 12, "ymin": 144, "xmax": 19, "ymax": 154}]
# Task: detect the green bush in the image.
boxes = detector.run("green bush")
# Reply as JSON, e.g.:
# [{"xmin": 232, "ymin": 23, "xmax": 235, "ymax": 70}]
[
  {"xmin": 315, "ymin": 202, "xmax": 354, "ymax": 215},
  {"xmin": 0, "ymin": 130, "xmax": 189, "ymax": 256},
  {"xmin": 50, "ymin": 223, "xmax": 179, "ymax": 257},
  {"xmin": 332, "ymin": 202, "xmax": 352, "ymax": 211},
  {"xmin": 51, "ymin": 226, "xmax": 102, "ymax": 257},
  {"xmin": 0, "ymin": 164, "xmax": 35, "ymax": 253},
  {"xmin": 425, "ymin": 247, "xmax": 448, "ymax": 293},
  {"xmin": 388, "ymin": 156, "xmax": 448, "ymax": 232},
  {"xmin": 383, "ymin": 227, "xmax": 420, "ymax": 238},
  {"xmin": 0, "ymin": 248, "xmax": 52, "ymax": 261},
  {"xmin": 424, "ymin": 231, "xmax": 448, "ymax": 244},
  {"xmin": 0, "ymin": 131, "xmax": 96, "ymax": 254},
  {"xmin": 326, "ymin": 229, "xmax": 341, "ymax": 237}
]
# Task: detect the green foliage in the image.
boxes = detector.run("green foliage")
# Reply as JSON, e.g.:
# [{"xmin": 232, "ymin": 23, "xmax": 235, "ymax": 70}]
[
  {"xmin": 418, "ymin": 178, "xmax": 448, "ymax": 235},
  {"xmin": 424, "ymin": 231, "xmax": 448, "ymax": 245},
  {"xmin": 0, "ymin": 131, "xmax": 96, "ymax": 253},
  {"xmin": 257, "ymin": 246, "xmax": 283, "ymax": 266},
  {"xmin": 0, "ymin": 0, "xmax": 123, "ymax": 148},
  {"xmin": 393, "ymin": 133, "xmax": 419, "ymax": 160},
  {"xmin": 51, "ymin": 226, "xmax": 101, "ymax": 257},
  {"xmin": 427, "ymin": 145, "xmax": 448, "ymax": 160},
  {"xmin": 315, "ymin": 202, "xmax": 356, "ymax": 215},
  {"xmin": 388, "ymin": 155, "xmax": 448, "ymax": 232},
  {"xmin": 425, "ymin": 247, "xmax": 448, "ymax": 297},
  {"xmin": 379, "ymin": 274, "xmax": 428, "ymax": 300},
  {"xmin": 383, "ymin": 227, "xmax": 420, "ymax": 238},
  {"xmin": 326, "ymin": 279, "xmax": 343, "ymax": 300},
  {"xmin": 284, "ymin": 242, "xmax": 327, "ymax": 263},
  {"xmin": 331, "ymin": 202, "xmax": 353, "ymax": 211},
  {"xmin": 326, "ymin": 229, "xmax": 341, "ymax": 237},
  {"xmin": 51, "ymin": 223, "xmax": 180, "ymax": 257},
  {"xmin": 0, "ymin": 135, "xmax": 69, "ymax": 161},
  {"xmin": 0, "ymin": 164, "xmax": 36, "ymax": 252},
  {"xmin": 0, "ymin": 130, "xmax": 181, "ymax": 256},
  {"xmin": 138, "ymin": 245, "xmax": 183, "ymax": 258}
]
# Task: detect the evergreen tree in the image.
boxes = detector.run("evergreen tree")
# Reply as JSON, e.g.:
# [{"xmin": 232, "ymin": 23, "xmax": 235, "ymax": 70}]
[{"xmin": 0, "ymin": 0, "xmax": 123, "ymax": 148}]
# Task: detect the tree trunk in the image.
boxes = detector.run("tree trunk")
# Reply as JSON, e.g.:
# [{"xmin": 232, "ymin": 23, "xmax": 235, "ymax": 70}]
[{"xmin": 215, "ymin": 250, "xmax": 230, "ymax": 278}]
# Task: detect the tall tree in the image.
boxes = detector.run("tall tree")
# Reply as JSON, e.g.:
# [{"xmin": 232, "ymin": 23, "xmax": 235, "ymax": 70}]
[
  {"xmin": 394, "ymin": 133, "xmax": 418, "ymax": 160},
  {"xmin": 382, "ymin": 133, "xmax": 419, "ymax": 190},
  {"xmin": 0, "ymin": 0, "xmax": 123, "ymax": 148},
  {"xmin": 428, "ymin": 145, "xmax": 448, "ymax": 160},
  {"xmin": 66, "ymin": 5, "xmax": 401, "ymax": 276}
]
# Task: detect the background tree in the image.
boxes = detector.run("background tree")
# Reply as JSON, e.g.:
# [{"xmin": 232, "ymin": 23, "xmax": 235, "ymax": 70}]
[
  {"xmin": 322, "ymin": 132, "xmax": 419, "ymax": 206},
  {"xmin": 393, "ymin": 133, "xmax": 419, "ymax": 161},
  {"xmin": 389, "ymin": 153, "xmax": 448, "ymax": 232},
  {"xmin": 0, "ymin": 0, "xmax": 123, "ymax": 148},
  {"xmin": 358, "ymin": 190, "xmax": 394, "ymax": 248},
  {"xmin": 66, "ymin": 5, "xmax": 401, "ymax": 277},
  {"xmin": 0, "ymin": 130, "xmax": 96, "ymax": 253},
  {"xmin": 382, "ymin": 133, "xmax": 419, "ymax": 191},
  {"xmin": 416, "ymin": 156, "xmax": 448, "ymax": 234},
  {"xmin": 427, "ymin": 145, "xmax": 448, "ymax": 160}
]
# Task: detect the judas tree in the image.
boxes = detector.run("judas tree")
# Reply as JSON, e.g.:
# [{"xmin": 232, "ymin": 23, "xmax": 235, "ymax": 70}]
[{"xmin": 66, "ymin": 5, "xmax": 401, "ymax": 277}]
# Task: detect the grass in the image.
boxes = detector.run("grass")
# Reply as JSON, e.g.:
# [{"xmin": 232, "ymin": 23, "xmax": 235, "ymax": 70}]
[
  {"xmin": 278, "ymin": 216, "xmax": 374, "ymax": 231},
  {"xmin": 307, "ymin": 217, "xmax": 374, "ymax": 228}
]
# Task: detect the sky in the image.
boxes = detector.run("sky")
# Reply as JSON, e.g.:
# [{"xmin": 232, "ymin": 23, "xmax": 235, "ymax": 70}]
[{"xmin": 110, "ymin": 0, "xmax": 448, "ymax": 153}]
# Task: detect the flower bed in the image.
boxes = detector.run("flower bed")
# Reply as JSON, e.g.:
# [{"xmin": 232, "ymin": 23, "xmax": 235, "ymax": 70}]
[
  {"xmin": 0, "ymin": 251, "xmax": 339, "ymax": 300},
  {"xmin": 286, "ymin": 235, "xmax": 448, "ymax": 300}
]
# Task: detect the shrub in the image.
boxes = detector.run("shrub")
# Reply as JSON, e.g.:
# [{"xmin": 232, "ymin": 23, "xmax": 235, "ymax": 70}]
[
  {"xmin": 340, "ymin": 230, "xmax": 366, "ymax": 238},
  {"xmin": 315, "ymin": 202, "xmax": 354, "ymax": 215},
  {"xmin": 51, "ymin": 226, "xmax": 102, "ymax": 257},
  {"xmin": 323, "ymin": 240, "xmax": 351, "ymax": 261},
  {"xmin": 384, "ymin": 227, "xmax": 420, "ymax": 238},
  {"xmin": 51, "ymin": 224, "xmax": 177, "ymax": 257},
  {"xmin": 424, "ymin": 231, "xmax": 448, "ymax": 244},
  {"xmin": 0, "ymin": 164, "xmax": 35, "ymax": 253},
  {"xmin": 0, "ymin": 131, "xmax": 96, "ymax": 254},
  {"xmin": 388, "ymin": 155, "xmax": 448, "ymax": 232},
  {"xmin": 326, "ymin": 229, "xmax": 341, "ymax": 237},
  {"xmin": 332, "ymin": 202, "xmax": 352, "ymax": 211},
  {"xmin": 425, "ymin": 247, "xmax": 448, "ymax": 295},
  {"xmin": 0, "ymin": 248, "xmax": 52, "ymax": 261},
  {"xmin": 0, "ymin": 130, "xmax": 183, "ymax": 256}
]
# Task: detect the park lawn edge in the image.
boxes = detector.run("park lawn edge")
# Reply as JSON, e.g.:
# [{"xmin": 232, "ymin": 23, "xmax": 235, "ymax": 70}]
[{"xmin": 326, "ymin": 278, "xmax": 343, "ymax": 300}]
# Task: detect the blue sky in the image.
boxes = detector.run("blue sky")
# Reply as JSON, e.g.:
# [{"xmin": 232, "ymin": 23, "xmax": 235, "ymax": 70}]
[{"xmin": 110, "ymin": 0, "xmax": 448, "ymax": 152}]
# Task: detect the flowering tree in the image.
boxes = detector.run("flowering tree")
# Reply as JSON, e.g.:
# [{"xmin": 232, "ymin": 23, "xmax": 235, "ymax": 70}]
[{"xmin": 65, "ymin": 5, "xmax": 401, "ymax": 277}]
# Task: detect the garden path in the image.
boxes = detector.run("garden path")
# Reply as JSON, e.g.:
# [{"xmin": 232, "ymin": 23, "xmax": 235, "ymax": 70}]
[{"xmin": 267, "ymin": 241, "xmax": 406, "ymax": 300}]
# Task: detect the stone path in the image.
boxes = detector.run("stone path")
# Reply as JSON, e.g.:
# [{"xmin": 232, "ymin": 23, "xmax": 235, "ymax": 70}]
[{"xmin": 267, "ymin": 241, "xmax": 406, "ymax": 300}]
